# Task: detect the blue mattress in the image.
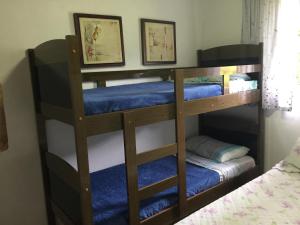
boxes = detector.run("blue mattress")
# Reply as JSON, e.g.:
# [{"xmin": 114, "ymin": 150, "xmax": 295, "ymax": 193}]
[
  {"xmin": 83, "ymin": 81, "xmax": 222, "ymax": 115},
  {"xmin": 91, "ymin": 156, "xmax": 220, "ymax": 225}
]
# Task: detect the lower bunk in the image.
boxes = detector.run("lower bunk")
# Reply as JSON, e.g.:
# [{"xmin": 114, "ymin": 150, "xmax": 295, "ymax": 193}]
[
  {"xmin": 50, "ymin": 152, "xmax": 257, "ymax": 225},
  {"xmin": 176, "ymin": 140, "xmax": 300, "ymax": 225}
]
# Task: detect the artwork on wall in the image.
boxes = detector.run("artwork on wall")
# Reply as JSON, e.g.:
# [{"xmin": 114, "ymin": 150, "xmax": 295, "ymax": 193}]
[
  {"xmin": 141, "ymin": 19, "xmax": 176, "ymax": 65},
  {"xmin": 73, "ymin": 13, "xmax": 125, "ymax": 67}
]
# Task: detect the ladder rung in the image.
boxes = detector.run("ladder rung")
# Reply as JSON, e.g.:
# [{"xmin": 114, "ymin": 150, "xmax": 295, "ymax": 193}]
[
  {"xmin": 139, "ymin": 175, "xmax": 178, "ymax": 201},
  {"xmin": 137, "ymin": 144, "xmax": 177, "ymax": 165}
]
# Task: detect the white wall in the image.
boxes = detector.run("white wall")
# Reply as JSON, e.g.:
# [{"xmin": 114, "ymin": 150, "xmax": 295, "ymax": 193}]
[
  {"xmin": 199, "ymin": 0, "xmax": 300, "ymax": 170},
  {"xmin": 200, "ymin": 0, "xmax": 243, "ymax": 49},
  {"xmin": 0, "ymin": 1, "xmax": 201, "ymax": 224}
]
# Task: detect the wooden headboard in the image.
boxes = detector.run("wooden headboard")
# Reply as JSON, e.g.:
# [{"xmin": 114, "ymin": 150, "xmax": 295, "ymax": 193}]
[
  {"xmin": 0, "ymin": 83, "xmax": 8, "ymax": 151},
  {"xmin": 198, "ymin": 44, "xmax": 263, "ymax": 67},
  {"xmin": 197, "ymin": 43, "xmax": 264, "ymax": 166}
]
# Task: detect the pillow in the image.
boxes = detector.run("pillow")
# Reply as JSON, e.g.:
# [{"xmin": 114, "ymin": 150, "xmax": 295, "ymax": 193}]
[
  {"xmin": 186, "ymin": 135, "xmax": 249, "ymax": 163},
  {"xmin": 230, "ymin": 73, "xmax": 251, "ymax": 81},
  {"xmin": 284, "ymin": 137, "xmax": 300, "ymax": 169}
]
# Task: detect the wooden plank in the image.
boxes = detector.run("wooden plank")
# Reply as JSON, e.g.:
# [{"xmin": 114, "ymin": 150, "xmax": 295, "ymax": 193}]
[
  {"xmin": 27, "ymin": 49, "xmax": 42, "ymax": 113},
  {"xmin": 119, "ymin": 104, "xmax": 176, "ymax": 128},
  {"xmin": 137, "ymin": 144, "xmax": 177, "ymax": 165},
  {"xmin": 123, "ymin": 113, "xmax": 140, "ymax": 225},
  {"xmin": 32, "ymin": 40, "xmax": 72, "ymax": 109},
  {"xmin": 0, "ymin": 83, "xmax": 8, "ymax": 151},
  {"xmin": 82, "ymin": 64, "xmax": 261, "ymax": 83},
  {"xmin": 51, "ymin": 201, "xmax": 77, "ymax": 225},
  {"xmin": 139, "ymin": 176, "xmax": 178, "ymax": 201},
  {"xmin": 179, "ymin": 64, "xmax": 261, "ymax": 78},
  {"xmin": 41, "ymin": 102, "xmax": 73, "ymax": 125},
  {"xmin": 85, "ymin": 104, "xmax": 175, "ymax": 136},
  {"xmin": 186, "ymin": 166, "xmax": 260, "ymax": 215},
  {"xmin": 66, "ymin": 35, "xmax": 93, "ymax": 225},
  {"xmin": 85, "ymin": 111, "xmax": 122, "ymax": 136},
  {"xmin": 46, "ymin": 152, "xmax": 80, "ymax": 192},
  {"xmin": 140, "ymin": 206, "xmax": 178, "ymax": 225},
  {"xmin": 185, "ymin": 90, "xmax": 260, "ymax": 116},
  {"xmin": 28, "ymin": 48, "xmax": 57, "ymax": 225},
  {"xmin": 198, "ymin": 44, "xmax": 261, "ymax": 67},
  {"xmin": 34, "ymin": 39, "xmax": 68, "ymax": 66},
  {"xmin": 174, "ymin": 70, "xmax": 187, "ymax": 217},
  {"xmin": 140, "ymin": 166, "xmax": 260, "ymax": 225},
  {"xmin": 82, "ymin": 68, "xmax": 173, "ymax": 82},
  {"xmin": 257, "ymin": 42, "xmax": 265, "ymax": 173}
]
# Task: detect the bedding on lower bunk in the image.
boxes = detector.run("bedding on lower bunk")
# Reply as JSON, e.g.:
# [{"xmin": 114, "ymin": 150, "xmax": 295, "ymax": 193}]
[
  {"xmin": 177, "ymin": 137, "xmax": 300, "ymax": 225},
  {"xmin": 91, "ymin": 156, "xmax": 220, "ymax": 225},
  {"xmin": 83, "ymin": 81, "xmax": 222, "ymax": 115},
  {"xmin": 90, "ymin": 152, "xmax": 256, "ymax": 225},
  {"xmin": 186, "ymin": 152, "xmax": 255, "ymax": 181},
  {"xmin": 176, "ymin": 162, "xmax": 300, "ymax": 225}
]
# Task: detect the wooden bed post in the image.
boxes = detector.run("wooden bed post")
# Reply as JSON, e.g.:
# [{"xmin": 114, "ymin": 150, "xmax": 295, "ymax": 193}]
[
  {"xmin": 174, "ymin": 70, "xmax": 187, "ymax": 217},
  {"xmin": 258, "ymin": 42, "xmax": 265, "ymax": 173},
  {"xmin": 27, "ymin": 49, "xmax": 57, "ymax": 225},
  {"xmin": 0, "ymin": 83, "xmax": 8, "ymax": 151},
  {"xmin": 123, "ymin": 114, "xmax": 140, "ymax": 225},
  {"xmin": 66, "ymin": 35, "xmax": 93, "ymax": 225}
]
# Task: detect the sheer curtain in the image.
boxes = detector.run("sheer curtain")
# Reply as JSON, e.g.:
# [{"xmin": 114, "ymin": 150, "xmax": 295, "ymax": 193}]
[{"xmin": 242, "ymin": 0, "xmax": 300, "ymax": 111}]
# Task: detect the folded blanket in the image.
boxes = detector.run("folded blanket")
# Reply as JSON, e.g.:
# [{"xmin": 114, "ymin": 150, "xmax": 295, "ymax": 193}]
[{"xmin": 186, "ymin": 152, "xmax": 255, "ymax": 182}]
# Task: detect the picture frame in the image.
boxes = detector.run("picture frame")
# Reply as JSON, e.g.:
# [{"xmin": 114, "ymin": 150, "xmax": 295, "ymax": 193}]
[
  {"xmin": 141, "ymin": 19, "xmax": 176, "ymax": 65},
  {"xmin": 73, "ymin": 13, "xmax": 125, "ymax": 68}
]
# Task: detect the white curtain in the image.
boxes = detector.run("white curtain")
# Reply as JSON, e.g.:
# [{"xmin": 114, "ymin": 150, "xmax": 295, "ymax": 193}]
[{"xmin": 242, "ymin": 0, "xmax": 300, "ymax": 111}]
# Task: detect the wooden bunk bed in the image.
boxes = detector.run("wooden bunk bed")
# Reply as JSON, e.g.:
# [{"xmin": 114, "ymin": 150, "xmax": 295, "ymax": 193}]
[{"xmin": 27, "ymin": 35, "xmax": 263, "ymax": 225}]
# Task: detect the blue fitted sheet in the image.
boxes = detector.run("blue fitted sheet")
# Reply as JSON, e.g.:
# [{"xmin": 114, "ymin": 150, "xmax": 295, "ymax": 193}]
[
  {"xmin": 83, "ymin": 81, "xmax": 222, "ymax": 115},
  {"xmin": 91, "ymin": 156, "xmax": 220, "ymax": 225}
]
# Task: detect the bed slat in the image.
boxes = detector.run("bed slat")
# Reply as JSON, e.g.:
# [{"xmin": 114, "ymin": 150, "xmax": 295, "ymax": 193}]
[
  {"xmin": 45, "ymin": 152, "xmax": 80, "ymax": 192},
  {"xmin": 137, "ymin": 144, "xmax": 177, "ymax": 165},
  {"xmin": 139, "ymin": 175, "xmax": 178, "ymax": 201},
  {"xmin": 185, "ymin": 90, "xmax": 260, "ymax": 116},
  {"xmin": 179, "ymin": 64, "xmax": 261, "ymax": 78},
  {"xmin": 174, "ymin": 71, "xmax": 187, "ymax": 216},
  {"xmin": 123, "ymin": 113, "xmax": 140, "ymax": 225},
  {"xmin": 41, "ymin": 102, "xmax": 73, "ymax": 125}
]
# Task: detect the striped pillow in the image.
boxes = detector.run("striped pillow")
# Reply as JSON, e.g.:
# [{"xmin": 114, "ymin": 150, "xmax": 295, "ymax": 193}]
[{"xmin": 186, "ymin": 135, "xmax": 249, "ymax": 163}]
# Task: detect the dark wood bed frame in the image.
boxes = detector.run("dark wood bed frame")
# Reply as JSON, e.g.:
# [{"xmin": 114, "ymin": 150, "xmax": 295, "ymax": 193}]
[
  {"xmin": 0, "ymin": 83, "xmax": 8, "ymax": 151},
  {"xmin": 27, "ymin": 35, "xmax": 264, "ymax": 225}
]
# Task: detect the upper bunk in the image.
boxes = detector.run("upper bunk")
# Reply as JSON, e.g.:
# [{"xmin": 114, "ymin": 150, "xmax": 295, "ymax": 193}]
[{"xmin": 28, "ymin": 35, "xmax": 262, "ymax": 137}]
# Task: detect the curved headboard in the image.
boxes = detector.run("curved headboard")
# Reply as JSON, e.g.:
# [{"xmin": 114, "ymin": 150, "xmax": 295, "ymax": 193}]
[
  {"xmin": 28, "ymin": 38, "xmax": 74, "ymax": 110},
  {"xmin": 198, "ymin": 44, "xmax": 263, "ymax": 67}
]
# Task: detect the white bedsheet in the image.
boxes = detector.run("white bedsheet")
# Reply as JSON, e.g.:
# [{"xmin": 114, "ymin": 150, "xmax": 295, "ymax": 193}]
[
  {"xmin": 186, "ymin": 152, "xmax": 255, "ymax": 181},
  {"xmin": 176, "ymin": 162, "xmax": 300, "ymax": 225}
]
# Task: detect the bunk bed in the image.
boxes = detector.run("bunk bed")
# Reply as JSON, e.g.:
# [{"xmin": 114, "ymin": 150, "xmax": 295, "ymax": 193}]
[{"xmin": 27, "ymin": 35, "xmax": 264, "ymax": 225}]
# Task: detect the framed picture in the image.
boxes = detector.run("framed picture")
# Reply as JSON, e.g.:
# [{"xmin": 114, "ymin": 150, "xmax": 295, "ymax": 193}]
[
  {"xmin": 73, "ymin": 13, "xmax": 125, "ymax": 67},
  {"xmin": 141, "ymin": 19, "xmax": 176, "ymax": 65}
]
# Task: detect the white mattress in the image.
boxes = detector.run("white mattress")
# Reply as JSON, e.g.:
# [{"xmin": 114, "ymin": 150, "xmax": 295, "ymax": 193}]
[{"xmin": 176, "ymin": 162, "xmax": 300, "ymax": 225}]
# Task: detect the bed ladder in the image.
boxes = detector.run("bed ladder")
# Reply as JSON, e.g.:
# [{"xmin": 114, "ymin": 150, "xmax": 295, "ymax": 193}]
[{"xmin": 123, "ymin": 71, "xmax": 186, "ymax": 225}]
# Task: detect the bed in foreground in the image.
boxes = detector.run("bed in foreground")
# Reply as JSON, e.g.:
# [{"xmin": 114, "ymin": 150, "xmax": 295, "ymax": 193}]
[{"xmin": 176, "ymin": 139, "xmax": 300, "ymax": 225}]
